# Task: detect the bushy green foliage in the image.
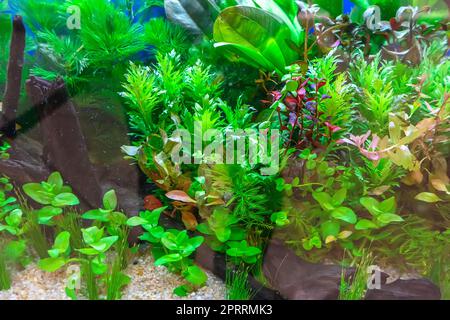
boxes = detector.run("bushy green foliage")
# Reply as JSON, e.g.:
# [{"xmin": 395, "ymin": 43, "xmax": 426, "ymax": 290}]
[
  {"xmin": 127, "ymin": 207, "xmax": 207, "ymax": 297},
  {"xmin": 32, "ymin": 31, "xmax": 88, "ymax": 90},
  {"xmin": 121, "ymin": 50, "xmax": 223, "ymax": 138},
  {"xmin": 11, "ymin": 0, "xmax": 65, "ymax": 33},
  {"xmin": 349, "ymin": 53, "xmax": 395, "ymax": 134},
  {"xmin": 144, "ymin": 18, "xmax": 190, "ymax": 56}
]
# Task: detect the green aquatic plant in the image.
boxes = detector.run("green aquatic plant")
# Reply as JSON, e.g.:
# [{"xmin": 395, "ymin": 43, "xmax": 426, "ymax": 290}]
[
  {"xmin": 144, "ymin": 18, "xmax": 190, "ymax": 56},
  {"xmin": 31, "ymin": 31, "xmax": 88, "ymax": 91},
  {"xmin": 82, "ymin": 190, "xmax": 130, "ymax": 269},
  {"xmin": 197, "ymin": 207, "xmax": 246, "ymax": 250},
  {"xmin": 349, "ymin": 53, "xmax": 395, "ymax": 135},
  {"xmin": 127, "ymin": 207, "xmax": 207, "ymax": 297},
  {"xmin": 121, "ymin": 50, "xmax": 223, "ymax": 138},
  {"xmin": 22, "ymin": 172, "xmax": 80, "ymax": 226},
  {"xmin": 155, "ymin": 230, "xmax": 206, "ymax": 295},
  {"xmin": 0, "ymin": 140, "xmax": 11, "ymax": 160},
  {"xmin": 225, "ymin": 264, "xmax": 255, "ymax": 300},
  {"xmin": 0, "ymin": 250, "xmax": 11, "ymax": 290},
  {"xmin": 382, "ymin": 216, "xmax": 450, "ymax": 299},
  {"xmin": 0, "ymin": 177, "xmax": 32, "ymax": 291},
  {"xmin": 213, "ymin": 1, "xmax": 304, "ymax": 75},
  {"xmin": 38, "ymin": 226, "xmax": 129, "ymax": 300},
  {"xmin": 338, "ymin": 250, "xmax": 374, "ymax": 300},
  {"xmin": 68, "ymin": 0, "xmax": 145, "ymax": 66},
  {"xmin": 11, "ymin": 0, "xmax": 65, "ymax": 33}
]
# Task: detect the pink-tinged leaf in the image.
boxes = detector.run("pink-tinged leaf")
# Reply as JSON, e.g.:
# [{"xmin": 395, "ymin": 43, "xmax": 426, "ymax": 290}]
[
  {"xmin": 369, "ymin": 135, "xmax": 380, "ymax": 150},
  {"xmin": 317, "ymin": 81, "xmax": 327, "ymax": 89},
  {"xmin": 270, "ymin": 91, "xmax": 282, "ymax": 102},
  {"xmin": 325, "ymin": 122, "xmax": 341, "ymax": 133},
  {"xmin": 331, "ymin": 40, "xmax": 340, "ymax": 48},
  {"xmin": 166, "ymin": 191, "xmax": 197, "ymax": 204},
  {"xmin": 300, "ymin": 78, "xmax": 309, "ymax": 88},
  {"xmin": 297, "ymin": 87, "xmax": 306, "ymax": 99},
  {"xmin": 362, "ymin": 150, "xmax": 381, "ymax": 161},
  {"xmin": 337, "ymin": 138, "xmax": 354, "ymax": 145},
  {"xmin": 289, "ymin": 113, "xmax": 297, "ymax": 127}
]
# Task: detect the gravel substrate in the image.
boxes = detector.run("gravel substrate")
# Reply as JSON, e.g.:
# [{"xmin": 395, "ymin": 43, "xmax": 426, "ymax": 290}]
[{"xmin": 0, "ymin": 255, "xmax": 225, "ymax": 300}]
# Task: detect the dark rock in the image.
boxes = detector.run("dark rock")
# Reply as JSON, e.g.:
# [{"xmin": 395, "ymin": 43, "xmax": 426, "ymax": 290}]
[
  {"xmin": 263, "ymin": 239, "xmax": 344, "ymax": 299},
  {"xmin": 263, "ymin": 239, "xmax": 441, "ymax": 300},
  {"xmin": 0, "ymin": 135, "xmax": 49, "ymax": 186},
  {"xmin": 366, "ymin": 278, "xmax": 441, "ymax": 300},
  {"xmin": 25, "ymin": 77, "xmax": 103, "ymax": 209}
]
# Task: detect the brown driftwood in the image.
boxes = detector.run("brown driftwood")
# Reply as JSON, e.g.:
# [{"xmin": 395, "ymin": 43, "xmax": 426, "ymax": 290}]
[
  {"xmin": 0, "ymin": 16, "xmax": 26, "ymax": 137},
  {"xmin": 25, "ymin": 76, "xmax": 103, "ymax": 208}
]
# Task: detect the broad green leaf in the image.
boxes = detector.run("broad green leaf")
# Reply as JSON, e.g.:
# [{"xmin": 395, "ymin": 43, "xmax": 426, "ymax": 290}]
[
  {"xmin": 52, "ymin": 193, "xmax": 80, "ymax": 207},
  {"xmin": 154, "ymin": 253, "xmax": 182, "ymax": 266},
  {"xmin": 47, "ymin": 172, "xmax": 63, "ymax": 193},
  {"xmin": 103, "ymin": 190, "xmax": 117, "ymax": 211},
  {"xmin": 140, "ymin": 232, "xmax": 159, "ymax": 244},
  {"xmin": 22, "ymin": 183, "xmax": 52, "ymax": 205},
  {"xmin": 332, "ymin": 188, "xmax": 347, "ymax": 207},
  {"xmin": 244, "ymin": 246, "xmax": 261, "ymax": 256},
  {"xmin": 187, "ymin": 236, "xmax": 204, "ymax": 250},
  {"xmin": 331, "ymin": 207, "xmax": 357, "ymax": 224},
  {"xmin": 53, "ymin": 231, "xmax": 71, "ymax": 256},
  {"xmin": 320, "ymin": 220, "xmax": 340, "ymax": 238},
  {"xmin": 360, "ymin": 197, "xmax": 382, "ymax": 216},
  {"xmin": 312, "ymin": 192, "xmax": 334, "ymax": 211},
  {"xmin": 253, "ymin": 0, "xmax": 302, "ymax": 41},
  {"xmin": 213, "ymin": 6, "xmax": 298, "ymax": 75},
  {"xmin": 5, "ymin": 209, "xmax": 22, "ymax": 227},
  {"xmin": 196, "ymin": 223, "xmax": 214, "ymax": 235},
  {"xmin": 92, "ymin": 255, "xmax": 107, "ymax": 275},
  {"xmin": 37, "ymin": 206, "xmax": 63, "ymax": 225},
  {"xmin": 173, "ymin": 285, "xmax": 189, "ymax": 297},
  {"xmin": 126, "ymin": 216, "xmax": 148, "ymax": 227},
  {"xmin": 82, "ymin": 226, "xmax": 104, "ymax": 245},
  {"xmin": 377, "ymin": 213, "xmax": 404, "ymax": 225},
  {"xmin": 355, "ymin": 219, "xmax": 378, "ymax": 230},
  {"xmin": 77, "ymin": 248, "xmax": 100, "ymax": 256},
  {"xmin": 149, "ymin": 226, "xmax": 165, "ymax": 239},
  {"xmin": 82, "ymin": 209, "xmax": 109, "ymax": 222},
  {"xmin": 215, "ymin": 226, "xmax": 231, "ymax": 243},
  {"xmin": 379, "ymin": 196, "xmax": 396, "ymax": 214},
  {"xmin": 414, "ymin": 192, "xmax": 443, "ymax": 203},
  {"xmin": 38, "ymin": 257, "xmax": 66, "ymax": 272},
  {"xmin": 161, "ymin": 232, "xmax": 179, "ymax": 251},
  {"xmin": 90, "ymin": 236, "xmax": 119, "ymax": 253},
  {"xmin": 184, "ymin": 265, "xmax": 207, "ymax": 286}
]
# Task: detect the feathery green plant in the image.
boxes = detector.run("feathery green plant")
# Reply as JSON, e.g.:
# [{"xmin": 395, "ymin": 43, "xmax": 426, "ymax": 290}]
[
  {"xmin": 11, "ymin": 0, "xmax": 65, "ymax": 33},
  {"xmin": 144, "ymin": 18, "xmax": 190, "ymax": 56},
  {"xmin": 68, "ymin": 0, "xmax": 145, "ymax": 66},
  {"xmin": 350, "ymin": 53, "xmax": 395, "ymax": 134},
  {"xmin": 121, "ymin": 63, "xmax": 161, "ymax": 136},
  {"xmin": 32, "ymin": 31, "xmax": 88, "ymax": 91}
]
